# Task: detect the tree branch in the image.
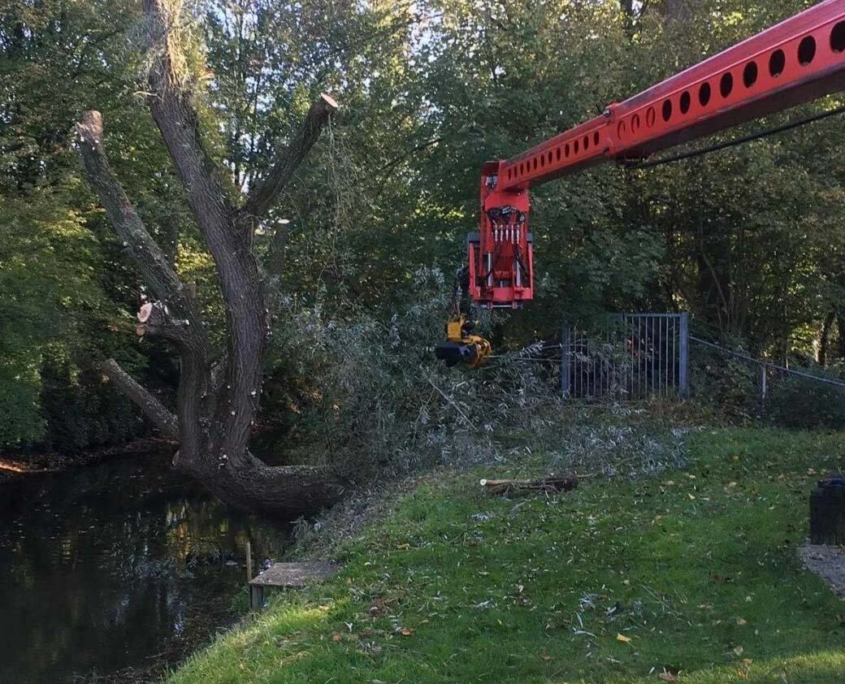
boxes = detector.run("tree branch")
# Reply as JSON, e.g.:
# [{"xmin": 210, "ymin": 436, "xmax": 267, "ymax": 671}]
[
  {"xmin": 76, "ymin": 111, "xmax": 203, "ymax": 337},
  {"xmin": 241, "ymin": 93, "xmax": 338, "ymax": 222},
  {"xmin": 136, "ymin": 300, "xmax": 203, "ymax": 351},
  {"xmin": 101, "ymin": 359, "xmax": 179, "ymax": 440}
]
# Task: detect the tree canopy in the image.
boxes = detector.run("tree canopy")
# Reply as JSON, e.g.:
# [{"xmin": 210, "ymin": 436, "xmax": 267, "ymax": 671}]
[{"xmin": 2, "ymin": 0, "xmax": 844, "ymax": 454}]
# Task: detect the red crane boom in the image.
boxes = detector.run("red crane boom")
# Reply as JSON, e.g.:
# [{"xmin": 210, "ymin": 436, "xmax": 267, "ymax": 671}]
[{"xmin": 469, "ymin": 0, "xmax": 845, "ymax": 308}]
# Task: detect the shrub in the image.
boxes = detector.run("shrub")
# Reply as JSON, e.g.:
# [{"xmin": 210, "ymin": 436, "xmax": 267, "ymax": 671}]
[
  {"xmin": 689, "ymin": 347, "xmax": 758, "ymax": 421},
  {"xmin": 263, "ymin": 269, "xmax": 693, "ymax": 485},
  {"xmin": 765, "ymin": 373, "xmax": 845, "ymax": 430}
]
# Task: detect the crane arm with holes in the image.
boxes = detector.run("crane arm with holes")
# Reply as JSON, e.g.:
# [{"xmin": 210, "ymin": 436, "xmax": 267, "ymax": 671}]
[{"xmin": 468, "ymin": 0, "xmax": 845, "ymax": 310}]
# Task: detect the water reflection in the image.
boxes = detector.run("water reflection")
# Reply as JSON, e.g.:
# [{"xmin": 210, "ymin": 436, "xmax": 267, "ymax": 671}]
[{"xmin": 0, "ymin": 452, "xmax": 288, "ymax": 684}]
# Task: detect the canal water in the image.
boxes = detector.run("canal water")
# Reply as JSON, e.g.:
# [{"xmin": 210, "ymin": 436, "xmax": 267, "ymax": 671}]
[{"xmin": 0, "ymin": 452, "xmax": 290, "ymax": 684}]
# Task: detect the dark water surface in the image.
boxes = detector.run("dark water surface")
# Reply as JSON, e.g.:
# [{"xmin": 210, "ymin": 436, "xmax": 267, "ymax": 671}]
[{"xmin": 0, "ymin": 452, "xmax": 289, "ymax": 684}]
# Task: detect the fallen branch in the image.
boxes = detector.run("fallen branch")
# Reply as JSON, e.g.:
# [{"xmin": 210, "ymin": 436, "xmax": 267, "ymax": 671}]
[
  {"xmin": 479, "ymin": 475, "xmax": 578, "ymax": 496},
  {"xmin": 426, "ymin": 376, "xmax": 477, "ymax": 430}
]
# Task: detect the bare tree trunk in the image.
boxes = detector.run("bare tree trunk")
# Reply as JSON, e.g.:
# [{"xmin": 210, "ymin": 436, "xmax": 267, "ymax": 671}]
[{"xmin": 76, "ymin": 0, "xmax": 341, "ymax": 517}]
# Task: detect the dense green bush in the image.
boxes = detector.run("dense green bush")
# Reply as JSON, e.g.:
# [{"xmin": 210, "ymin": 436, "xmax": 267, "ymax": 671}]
[
  {"xmin": 689, "ymin": 348, "xmax": 759, "ymax": 421},
  {"xmin": 765, "ymin": 374, "xmax": 845, "ymax": 431},
  {"xmin": 262, "ymin": 268, "xmax": 563, "ymax": 478},
  {"xmin": 38, "ymin": 358, "xmax": 145, "ymax": 454}
]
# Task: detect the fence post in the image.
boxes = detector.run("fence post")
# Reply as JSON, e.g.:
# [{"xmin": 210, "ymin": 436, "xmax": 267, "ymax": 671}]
[
  {"xmin": 561, "ymin": 323, "xmax": 571, "ymax": 399},
  {"xmin": 678, "ymin": 312, "xmax": 689, "ymax": 398},
  {"xmin": 760, "ymin": 363, "xmax": 768, "ymax": 418}
]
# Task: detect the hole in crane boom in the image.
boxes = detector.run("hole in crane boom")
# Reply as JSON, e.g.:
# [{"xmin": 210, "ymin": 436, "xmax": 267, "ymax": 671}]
[
  {"xmin": 743, "ymin": 61, "xmax": 758, "ymax": 87},
  {"xmin": 832, "ymin": 22, "xmax": 845, "ymax": 53},
  {"xmin": 798, "ymin": 36, "xmax": 816, "ymax": 65},
  {"xmin": 770, "ymin": 49, "xmax": 786, "ymax": 77}
]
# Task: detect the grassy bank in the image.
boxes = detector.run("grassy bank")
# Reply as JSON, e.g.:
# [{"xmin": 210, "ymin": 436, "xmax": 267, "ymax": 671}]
[{"xmin": 168, "ymin": 428, "xmax": 845, "ymax": 684}]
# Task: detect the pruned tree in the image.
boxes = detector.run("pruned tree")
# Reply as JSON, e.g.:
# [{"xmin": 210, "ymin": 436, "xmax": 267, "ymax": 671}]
[{"xmin": 76, "ymin": 0, "xmax": 342, "ymax": 516}]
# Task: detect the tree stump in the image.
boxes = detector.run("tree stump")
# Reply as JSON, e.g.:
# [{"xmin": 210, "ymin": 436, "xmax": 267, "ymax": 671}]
[{"xmin": 810, "ymin": 475, "xmax": 845, "ymax": 545}]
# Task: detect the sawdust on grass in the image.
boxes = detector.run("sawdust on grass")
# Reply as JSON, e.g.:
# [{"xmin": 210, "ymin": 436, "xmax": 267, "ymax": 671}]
[{"xmin": 800, "ymin": 544, "xmax": 845, "ymax": 598}]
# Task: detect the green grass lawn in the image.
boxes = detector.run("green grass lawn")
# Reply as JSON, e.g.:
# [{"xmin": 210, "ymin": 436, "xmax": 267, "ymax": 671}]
[{"xmin": 168, "ymin": 428, "xmax": 845, "ymax": 684}]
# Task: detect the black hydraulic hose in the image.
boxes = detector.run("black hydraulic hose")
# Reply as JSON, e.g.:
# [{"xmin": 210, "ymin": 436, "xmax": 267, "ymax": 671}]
[{"xmin": 626, "ymin": 104, "xmax": 845, "ymax": 171}]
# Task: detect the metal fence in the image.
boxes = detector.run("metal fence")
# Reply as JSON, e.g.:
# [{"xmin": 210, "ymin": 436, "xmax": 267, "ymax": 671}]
[
  {"xmin": 690, "ymin": 335, "xmax": 845, "ymax": 419},
  {"xmin": 561, "ymin": 313, "xmax": 689, "ymax": 400}
]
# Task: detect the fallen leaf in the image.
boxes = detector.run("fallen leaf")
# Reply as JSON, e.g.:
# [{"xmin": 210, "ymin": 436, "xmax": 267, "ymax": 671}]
[
  {"xmin": 398, "ymin": 627, "xmax": 415, "ymax": 636},
  {"xmin": 332, "ymin": 633, "xmax": 342, "ymax": 642},
  {"xmin": 658, "ymin": 671, "xmax": 678, "ymax": 682},
  {"xmin": 736, "ymin": 617, "xmax": 747, "ymax": 626},
  {"xmin": 733, "ymin": 645, "xmax": 744, "ymax": 656},
  {"xmin": 540, "ymin": 653, "xmax": 552, "ymax": 661},
  {"xmin": 616, "ymin": 633, "xmax": 633, "ymax": 644}
]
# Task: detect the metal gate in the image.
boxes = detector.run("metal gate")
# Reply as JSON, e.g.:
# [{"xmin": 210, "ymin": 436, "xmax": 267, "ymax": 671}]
[{"xmin": 561, "ymin": 313, "xmax": 689, "ymax": 400}]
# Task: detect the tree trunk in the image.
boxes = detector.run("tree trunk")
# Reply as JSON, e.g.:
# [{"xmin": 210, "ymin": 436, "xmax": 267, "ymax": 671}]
[{"xmin": 77, "ymin": 0, "xmax": 340, "ymax": 518}]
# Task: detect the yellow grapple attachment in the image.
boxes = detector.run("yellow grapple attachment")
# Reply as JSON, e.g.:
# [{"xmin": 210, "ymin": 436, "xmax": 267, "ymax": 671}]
[{"xmin": 435, "ymin": 315, "xmax": 492, "ymax": 368}]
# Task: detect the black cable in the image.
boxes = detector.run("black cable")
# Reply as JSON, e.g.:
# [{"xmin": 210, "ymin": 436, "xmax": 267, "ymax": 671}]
[{"xmin": 625, "ymin": 104, "xmax": 845, "ymax": 171}]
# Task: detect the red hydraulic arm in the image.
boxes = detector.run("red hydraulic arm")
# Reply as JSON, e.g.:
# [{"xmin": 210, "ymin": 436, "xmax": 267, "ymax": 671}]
[{"xmin": 470, "ymin": 0, "xmax": 845, "ymax": 307}]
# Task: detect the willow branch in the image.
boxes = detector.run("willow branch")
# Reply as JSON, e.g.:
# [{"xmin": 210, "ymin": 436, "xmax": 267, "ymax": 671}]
[
  {"xmin": 101, "ymin": 359, "xmax": 179, "ymax": 440},
  {"xmin": 76, "ymin": 112, "xmax": 207, "ymax": 349},
  {"xmin": 242, "ymin": 94, "xmax": 338, "ymax": 223}
]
